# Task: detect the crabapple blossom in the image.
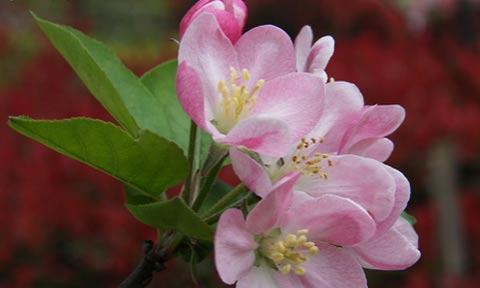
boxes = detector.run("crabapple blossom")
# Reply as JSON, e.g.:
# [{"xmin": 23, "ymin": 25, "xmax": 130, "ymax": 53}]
[
  {"xmin": 215, "ymin": 176, "xmax": 377, "ymax": 287},
  {"xmin": 177, "ymin": 13, "xmax": 326, "ymax": 157},
  {"xmin": 230, "ymin": 81, "xmax": 405, "ymax": 220}
]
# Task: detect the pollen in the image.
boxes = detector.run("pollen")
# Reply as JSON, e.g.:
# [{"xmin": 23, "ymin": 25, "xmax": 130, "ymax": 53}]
[
  {"xmin": 260, "ymin": 229, "xmax": 319, "ymax": 277},
  {"xmin": 290, "ymin": 137, "xmax": 332, "ymax": 179},
  {"xmin": 215, "ymin": 67, "xmax": 265, "ymax": 133}
]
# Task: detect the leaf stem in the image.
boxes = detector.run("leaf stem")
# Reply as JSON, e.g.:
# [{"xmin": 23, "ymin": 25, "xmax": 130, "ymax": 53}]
[{"xmin": 183, "ymin": 121, "xmax": 197, "ymax": 204}]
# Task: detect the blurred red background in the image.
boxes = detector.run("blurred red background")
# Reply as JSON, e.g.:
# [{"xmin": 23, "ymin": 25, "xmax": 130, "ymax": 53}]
[{"xmin": 1, "ymin": 0, "xmax": 479, "ymax": 287}]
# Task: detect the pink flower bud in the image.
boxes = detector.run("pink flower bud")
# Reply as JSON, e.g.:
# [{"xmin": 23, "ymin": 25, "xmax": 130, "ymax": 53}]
[{"xmin": 179, "ymin": 0, "xmax": 247, "ymax": 43}]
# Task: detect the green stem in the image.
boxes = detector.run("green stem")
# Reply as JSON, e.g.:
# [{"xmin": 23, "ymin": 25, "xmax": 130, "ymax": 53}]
[
  {"xmin": 202, "ymin": 184, "xmax": 246, "ymax": 218},
  {"xmin": 182, "ymin": 121, "xmax": 197, "ymax": 204},
  {"xmin": 192, "ymin": 153, "xmax": 228, "ymax": 211},
  {"xmin": 164, "ymin": 232, "xmax": 185, "ymax": 258},
  {"xmin": 204, "ymin": 192, "xmax": 255, "ymax": 224}
]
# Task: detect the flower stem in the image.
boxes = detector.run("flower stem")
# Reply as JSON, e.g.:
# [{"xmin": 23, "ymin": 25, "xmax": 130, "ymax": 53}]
[
  {"xmin": 202, "ymin": 184, "xmax": 246, "ymax": 218},
  {"xmin": 192, "ymin": 150, "xmax": 228, "ymax": 211},
  {"xmin": 204, "ymin": 192, "xmax": 256, "ymax": 224},
  {"xmin": 182, "ymin": 121, "xmax": 197, "ymax": 204}
]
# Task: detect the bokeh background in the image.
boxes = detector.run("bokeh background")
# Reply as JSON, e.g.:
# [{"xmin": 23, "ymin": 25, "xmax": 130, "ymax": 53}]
[{"xmin": 1, "ymin": 0, "xmax": 479, "ymax": 287}]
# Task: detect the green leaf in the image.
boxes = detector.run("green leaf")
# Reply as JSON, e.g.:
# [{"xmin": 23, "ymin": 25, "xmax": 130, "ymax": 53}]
[
  {"xmin": 8, "ymin": 116, "xmax": 187, "ymax": 197},
  {"xmin": 124, "ymin": 184, "xmax": 158, "ymax": 205},
  {"xmin": 401, "ymin": 211, "xmax": 417, "ymax": 225},
  {"xmin": 33, "ymin": 14, "xmax": 188, "ymax": 143},
  {"xmin": 126, "ymin": 198, "xmax": 213, "ymax": 241},
  {"xmin": 141, "ymin": 60, "xmax": 212, "ymax": 167}
]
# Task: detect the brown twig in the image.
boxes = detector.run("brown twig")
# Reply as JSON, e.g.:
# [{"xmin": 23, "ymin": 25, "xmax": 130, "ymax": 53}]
[{"xmin": 118, "ymin": 240, "xmax": 167, "ymax": 288}]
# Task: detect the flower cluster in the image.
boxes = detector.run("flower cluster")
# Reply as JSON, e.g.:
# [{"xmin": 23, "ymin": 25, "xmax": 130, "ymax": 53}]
[{"xmin": 178, "ymin": 1, "xmax": 420, "ymax": 287}]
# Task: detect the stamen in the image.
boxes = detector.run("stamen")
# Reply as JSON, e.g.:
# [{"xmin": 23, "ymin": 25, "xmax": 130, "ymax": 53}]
[
  {"xmin": 280, "ymin": 264, "xmax": 291, "ymax": 275},
  {"xmin": 294, "ymin": 266, "xmax": 306, "ymax": 276},
  {"xmin": 242, "ymin": 69, "xmax": 250, "ymax": 81},
  {"xmin": 215, "ymin": 67, "xmax": 265, "ymax": 133},
  {"xmin": 259, "ymin": 229, "xmax": 319, "ymax": 277},
  {"xmin": 290, "ymin": 137, "xmax": 332, "ymax": 179}
]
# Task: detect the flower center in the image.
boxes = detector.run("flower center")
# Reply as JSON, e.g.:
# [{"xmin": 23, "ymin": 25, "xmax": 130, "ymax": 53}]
[
  {"xmin": 290, "ymin": 137, "xmax": 332, "ymax": 179},
  {"xmin": 259, "ymin": 229, "xmax": 319, "ymax": 276},
  {"xmin": 215, "ymin": 67, "xmax": 265, "ymax": 133}
]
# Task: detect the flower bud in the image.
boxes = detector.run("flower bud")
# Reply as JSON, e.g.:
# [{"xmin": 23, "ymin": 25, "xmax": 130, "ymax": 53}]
[{"xmin": 179, "ymin": 0, "xmax": 247, "ymax": 43}]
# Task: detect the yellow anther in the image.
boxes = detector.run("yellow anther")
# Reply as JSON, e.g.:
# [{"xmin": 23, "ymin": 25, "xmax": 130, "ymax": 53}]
[
  {"xmin": 303, "ymin": 241, "xmax": 315, "ymax": 248},
  {"xmin": 259, "ymin": 229, "xmax": 319, "ymax": 277},
  {"xmin": 230, "ymin": 66, "xmax": 238, "ymax": 80},
  {"xmin": 290, "ymin": 138, "xmax": 332, "ymax": 179},
  {"xmin": 215, "ymin": 68, "xmax": 264, "ymax": 133},
  {"xmin": 294, "ymin": 266, "xmax": 306, "ymax": 276},
  {"xmin": 309, "ymin": 246, "xmax": 319, "ymax": 254},
  {"xmin": 297, "ymin": 229, "xmax": 309, "ymax": 235},
  {"xmin": 242, "ymin": 69, "xmax": 250, "ymax": 81},
  {"xmin": 285, "ymin": 234, "xmax": 298, "ymax": 247},
  {"xmin": 280, "ymin": 264, "xmax": 292, "ymax": 275},
  {"xmin": 293, "ymin": 254, "xmax": 308, "ymax": 264},
  {"xmin": 271, "ymin": 252, "xmax": 285, "ymax": 263},
  {"xmin": 250, "ymin": 79, "xmax": 265, "ymax": 96},
  {"xmin": 297, "ymin": 235, "xmax": 307, "ymax": 245}
]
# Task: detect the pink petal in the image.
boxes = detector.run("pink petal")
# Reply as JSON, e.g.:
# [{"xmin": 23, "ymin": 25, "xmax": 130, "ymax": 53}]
[
  {"xmin": 215, "ymin": 209, "xmax": 257, "ymax": 285},
  {"xmin": 178, "ymin": 13, "xmax": 238, "ymax": 111},
  {"xmin": 179, "ymin": 1, "xmax": 244, "ymax": 42},
  {"xmin": 217, "ymin": 115, "xmax": 292, "ymax": 157},
  {"xmin": 176, "ymin": 62, "xmax": 213, "ymax": 134},
  {"xmin": 291, "ymin": 190, "xmax": 316, "ymax": 207},
  {"xmin": 309, "ymin": 81, "xmax": 364, "ymax": 153},
  {"xmin": 229, "ymin": 147, "xmax": 273, "ymax": 197},
  {"xmin": 179, "ymin": 0, "xmax": 211, "ymax": 38},
  {"xmin": 347, "ymin": 138, "xmax": 394, "ymax": 162},
  {"xmin": 246, "ymin": 173, "xmax": 300, "ymax": 234},
  {"xmin": 275, "ymin": 274, "xmax": 307, "ymax": 288},
  {"xmin": 395, "ymin": 217, "xmax": 419, "ymax": 247},
  {"xmin": 252, "ymin": 73, "xmax": 325, "ymax": 143},
  {"xmin": 294, "ymin": 25, "xmax": 313, "ymax": 72},
  {"xmin": 236, "ymin": 25, "xmax": 296, "ymax": 82},
  {"xmin": 352, "ymin": 217, "xmax": 420, "ymax": 270},
  {"xmin": 283, "ymin": 194, "xmax": 376, "ymax": 246},
  {"xmin": 237, "ymin": 265, "xmax": 279, "ymax": 288},
  {"xmin": 207, "ymin": 8, "xmax": 244, "ymax": 43},
  {"xmin": 305, "ymin": 35, "xmax": 335, "ymax": 73},
  {"xmin": 231, "ymin": 0, "xmax": 248, "ymax": 24},
  {"xmin": 279, "ymin": 244, "xmax": 367, "ymax": 288},
  {"xmin": 375, "ymin": 166, "xmax": 411, "ymax": 235},
  {"xmin": 295, "ymin": 154, "xmax": 396, "ymax": 222},
  {"xmin": 339, "ymin": 104, "xmax": 405, "ymax": 153}
]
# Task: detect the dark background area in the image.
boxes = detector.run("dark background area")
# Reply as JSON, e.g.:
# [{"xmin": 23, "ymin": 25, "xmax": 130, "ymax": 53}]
[{"xmin": 1, "ymin": 0, "xmax": 479, "ymax": 287}]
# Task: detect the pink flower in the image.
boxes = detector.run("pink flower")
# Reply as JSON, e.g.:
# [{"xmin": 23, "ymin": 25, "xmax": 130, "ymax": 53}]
[
  {"xmin": 179, "ymin": 0, "xmax": 247, "ymax": 43},
  {"xmin": 230, "ymin": 81, "xmax": 406, "ymax": 220},
  {"xmin": 228, "ymin": 80, "xmax": 420, "ymax": 273},
  {"xmin": 295, "ymin": 26, "xmax": 335, "ymax": 82},
  {"xmin": 214, "ymin": 176, "xmax": 377, "ymax": 287},
  {"xmin": 177, "ymin": 14, "xmax": 326, "ymax": 157}
]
